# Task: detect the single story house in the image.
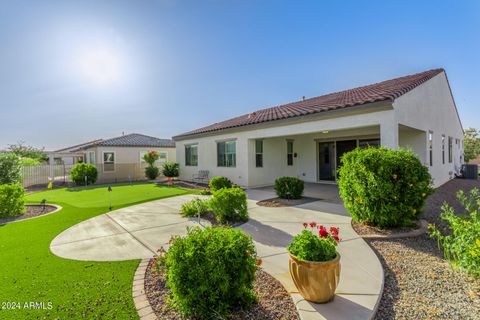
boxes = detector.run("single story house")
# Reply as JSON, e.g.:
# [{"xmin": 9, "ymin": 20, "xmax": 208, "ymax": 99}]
[
  {"xmin": 173, "ymin": 68, "xmax": 463, "ymax": 188},
  {"xmin": 50, "ymin": 133, "xmax": 176, "ymax": 183}
]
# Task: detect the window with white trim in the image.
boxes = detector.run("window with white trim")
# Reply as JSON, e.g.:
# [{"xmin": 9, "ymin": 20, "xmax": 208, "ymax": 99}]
[
  {"xmin": 185, "ymin": 145, "xmax": 198, "ymax": 166},
  {"xmin": 448, "ymin": 137, "xmax": 453, "ymax": 163},
  {"xmin": 255, "ymin": 140, "xmax": 263, "ymax": 168},
  {"xmin": 287, "ymin": 140, "xmax": 294, "ymax": 166},
  {"xmin": 88, "ymin": 151, "xmax": 95, "ymax": 164},
  {"xmin": 429, "ymin": 131, "xmax": 433, "ymax": 167},
  {"xmin": 140, "ymin": 151, "xmax": 167, "ymax": 164},
  {"xmin": 103, "ymin": 152, "xmax": 115, "ymax": 172},
  {"xmin": 217, "ymin": 141, "xmax": 236, "ymax": 167}
]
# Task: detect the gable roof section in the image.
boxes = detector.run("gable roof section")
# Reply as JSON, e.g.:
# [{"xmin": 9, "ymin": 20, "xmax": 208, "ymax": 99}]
[
  {"xmin": 95, "ymin": 133, "xmax": 175, "ymax": 148},
  {"xmin": 174, "ymin": 68, "xmax": 444, "ymax": 139},
  {"xmin": 57, "ymin": 134, "xmax": 175, "ymax": 152}
]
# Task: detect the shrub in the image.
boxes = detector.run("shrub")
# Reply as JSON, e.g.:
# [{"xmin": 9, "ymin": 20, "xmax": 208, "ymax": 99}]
[
  {"xmin": 0, "ymin": 153, "xmax": 22, "ymax": 185},
  {"xmin": 0, "ymin": 184, "xmax": 25, "ymax": 218},
  {"xmin": 180, "ymin": 198, "xmax": 210, "ymax": 217},
  {"xmin": 162, "ymin": 161, "xmax": 179, "ymax": 178},
  {"xmin": 430, "ymin": 188, "xmax": 480, "ymax": 277},
  {"xmin": 209, "ymin": 187, "xmax": 248, "ymax": 223},
  {"xmin": 142, "ymin": 151, "xmax": 159, "ymax": 166},
  {"xmin": 161, "ymin": 227, "xmax": 258, "ymax": 318},
  {"xmin": 199, "ymin": 189, "xmax": 211, "ymax": 196},
  {"xmin": 209, "ymin": 176, "xmax": 232, "ymax": 192},
  {"xmin": 144, "ymin": 166, "xmax": 160, "ymax": 180},
  {"xmin": 274, "ymin": 176, "xmax": 304, "ymax": 199},
  {"xmin": 70, "ymin": 163, "xmax": 98, "ymax": 186},
  {"xmin": 288, "ymin": 222, "xmax": 340, "ymax": 262},
  {"xmin": 337, "ymin": 147, "xmax": 433, "ymax": 228}
]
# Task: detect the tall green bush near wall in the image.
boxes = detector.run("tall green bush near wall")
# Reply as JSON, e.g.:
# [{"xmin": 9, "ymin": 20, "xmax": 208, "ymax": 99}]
[
  {"xmin": 337, "ymin": 147, "xmax": 433, "ymax": 227},
  {"xmin": 0, "ymin": 153, "xmax": 22, "ymax": 185},
  {"xmin": 0, "ymin": 184, "xmax": 25, "ymax": 218}
]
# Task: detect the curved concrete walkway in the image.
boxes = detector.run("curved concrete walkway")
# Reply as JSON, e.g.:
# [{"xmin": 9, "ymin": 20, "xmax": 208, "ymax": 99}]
[{"xmin": 51, "ymin": 193, "xmax": 383, "ymax": 320}]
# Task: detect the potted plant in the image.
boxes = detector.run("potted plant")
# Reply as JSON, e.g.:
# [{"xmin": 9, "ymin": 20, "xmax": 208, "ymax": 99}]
[{"xmin": 287, "ymin": 222, "xmax": 341, "ymax": 303}]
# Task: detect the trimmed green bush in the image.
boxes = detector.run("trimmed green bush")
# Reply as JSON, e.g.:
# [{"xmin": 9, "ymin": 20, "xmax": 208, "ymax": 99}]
[
  {"xmin": 430, "ymin": 188, "xmax": 480, "ymax": 277},
  {"xmin": 0, "ymin": 153, "xmax": 22, "ymax": 185},
  {"xmin": 274, "ymin": 176, "xmax": 304, "ymax": 199},
  {"xmin": 144, "ymin": 166, "xmax": 160, "ymax": 180},
  {"xmin": 209, "ymin": 176, "xmax": 232, "ymax": 192},
  {"xmin": 70, "ymin": 163, "xmax": 98, "ymax": 186},
  {"xmin": 337, "ymin": 147, "xmax": 433, "ymax": 227},
  {"xmin": 180, "ymin": 198, "xmax": 210, "ymax": 217},
  {"xmin": 210, "ymin": 187, "xmax": 248, "ymax": 223},
  {"xmin": 0, "ymin": 184, "xmax": 25, "ymax": 218},
  {"xmin": 162, "ymin": 161, "xmax": 179, "ymax": 178},
  {"xmin": 164, "ymin": 227, "xmax": 257, "ymax": 318}
]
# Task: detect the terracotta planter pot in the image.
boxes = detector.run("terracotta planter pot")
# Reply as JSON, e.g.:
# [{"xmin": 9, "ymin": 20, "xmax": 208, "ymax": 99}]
[{"xmin": 289, "ymin": 253, "xmax": 341, "ymax": 303}]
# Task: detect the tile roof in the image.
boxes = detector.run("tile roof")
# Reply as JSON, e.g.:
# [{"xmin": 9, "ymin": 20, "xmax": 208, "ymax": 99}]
[
  {"xmin": 94, "ymin": 133, "xmax": 175, "ymax": 148},
  {"xmin": 59, "ymin": 134, "xmax": 175, "ymax": 152},
  {"xmin": 174, "ymin": 68, "xmax": 444, "ymax": 139}
]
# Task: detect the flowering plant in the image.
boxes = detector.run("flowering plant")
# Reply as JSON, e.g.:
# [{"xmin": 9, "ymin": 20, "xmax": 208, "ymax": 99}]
[{"xmin": 288, "ymin": 222, "xmax": 340, "ymax": 262}]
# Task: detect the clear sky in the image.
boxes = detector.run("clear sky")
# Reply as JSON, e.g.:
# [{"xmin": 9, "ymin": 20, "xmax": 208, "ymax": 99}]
[{"xmin": 0, "ymin": 0, "xmax": 478, "ymax": 150}]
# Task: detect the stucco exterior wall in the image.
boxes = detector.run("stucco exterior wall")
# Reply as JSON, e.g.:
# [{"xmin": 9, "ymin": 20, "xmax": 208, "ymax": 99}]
[
  {"xmin": 393, "ymin": 72, "xmax": 464, "ymax": 187},
  {"xmin": 176, "ymin": 109, "xmax": 393, "ymax": 187}
]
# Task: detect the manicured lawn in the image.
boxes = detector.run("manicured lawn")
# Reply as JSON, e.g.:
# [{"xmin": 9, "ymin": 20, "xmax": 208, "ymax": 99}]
[{"xmin": 0, "ymin": 183, "xmax": 193, "ymax": 319}]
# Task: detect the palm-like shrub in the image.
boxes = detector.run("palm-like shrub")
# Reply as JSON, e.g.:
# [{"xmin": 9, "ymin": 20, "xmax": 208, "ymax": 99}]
[
  {"xmin": 337, "ymin": 147, "xmax": 432, "ymax": 227},
  {"xmin": 143, "ymin": 151, "xmax": 160, "ymax": 180}
]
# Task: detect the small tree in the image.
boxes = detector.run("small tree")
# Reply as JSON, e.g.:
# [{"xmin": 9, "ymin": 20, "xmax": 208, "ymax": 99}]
[
  {"xmin": 143, "ymin": 151, "xmax": 160, "ymax": 180},
  {"xmin": 8, "ymin": 141, "xmax": 48, "ymax": 163},
  {"xmin": 0, "ymin": 153, "xmax": 22, "ymax": 185},
  {"xmin": 464, "ymin": 128, "xmax": 480, "ymax": 163},
  {"xmin": 162, "ymin": 161, "xmax": 179, "ymax": 178}
]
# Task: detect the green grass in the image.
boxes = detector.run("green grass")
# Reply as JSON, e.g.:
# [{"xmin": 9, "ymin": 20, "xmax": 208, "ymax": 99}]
[{"xmin": 0, "ymin": 183, "xmax": 193, "ymax": 319}]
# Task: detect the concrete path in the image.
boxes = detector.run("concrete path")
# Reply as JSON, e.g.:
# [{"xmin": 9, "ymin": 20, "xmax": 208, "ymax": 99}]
[{"xmin": 51, "ymin": 192, "xmax": 383, "ymax": 320}]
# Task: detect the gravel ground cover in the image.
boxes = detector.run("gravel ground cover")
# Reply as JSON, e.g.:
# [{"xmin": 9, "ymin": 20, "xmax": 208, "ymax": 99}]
[
  {"xmin": 369, "ymin": 178, "xmax": 480, "ymax": 320},
  {"xmin": 257, "ymin": 197, "xmax": 321, "ymax": 207},
  {"xmin": 352, "ymin": 220, "xmax": 421, "ymax": 236},
  {"xmin": 145, "ymin": 263, "xmax": 299, "ymax": 320}
]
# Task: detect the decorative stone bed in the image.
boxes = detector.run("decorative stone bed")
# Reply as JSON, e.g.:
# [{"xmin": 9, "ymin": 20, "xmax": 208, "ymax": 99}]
[
  {"xmin": 352, "ymin": 219, "xmax": 428, "ymax": 239},
  {"xmin": 0, "ymin": 204, "xmax": 60, "ymax": 224},
  {"xmin": 143, "ymin": 259, "xmax": 299, "ymax": 320},
  {"xmin": 256, "ymin": 197, "xmax": 321, "ymax": 207}
]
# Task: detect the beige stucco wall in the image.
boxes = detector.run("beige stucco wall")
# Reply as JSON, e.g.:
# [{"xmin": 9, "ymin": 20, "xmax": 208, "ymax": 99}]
[{"xmin": 393, "ymin": 71, "xmax": 464, "ymax": 187}]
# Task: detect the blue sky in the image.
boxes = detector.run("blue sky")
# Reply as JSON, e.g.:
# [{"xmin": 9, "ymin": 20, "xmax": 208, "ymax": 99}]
[{"xmin": 0, "ymin": 0, "xmax": 479, "ymax": 150}]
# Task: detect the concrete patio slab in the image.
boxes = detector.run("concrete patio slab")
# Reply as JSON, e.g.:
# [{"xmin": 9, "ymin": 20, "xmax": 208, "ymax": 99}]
[{"xmin": 49, "ymin": 189, "xmax": 383, "ymax": 320}]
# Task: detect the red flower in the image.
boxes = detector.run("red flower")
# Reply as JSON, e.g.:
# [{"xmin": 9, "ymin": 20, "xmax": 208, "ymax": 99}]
[
  {"xmin": 329, "ymin": 226, "xmax": 339, "ymax": 236},
  {"xmin": 318, "ymin": 226, "xmax": 328, "ymax": 238},
  {"xmin": 309, "ymin": 222, "xmax": 317, "ymax": 228},
  {"xmin": 256, "ymin": 258, "xmax": 263, "ymax": 266},
  {"xmin": 303, "ymin": 222, "xmax": 308, "ymax": 228},
  {"xmin": 333, "ymin": 235, "xmax": 340, "ymax": 243}
]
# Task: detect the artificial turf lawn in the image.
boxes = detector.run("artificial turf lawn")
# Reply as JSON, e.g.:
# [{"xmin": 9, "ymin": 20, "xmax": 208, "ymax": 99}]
[{"xmin": 0, "ymin": 183, "xmax": 193, "ymax": 319}]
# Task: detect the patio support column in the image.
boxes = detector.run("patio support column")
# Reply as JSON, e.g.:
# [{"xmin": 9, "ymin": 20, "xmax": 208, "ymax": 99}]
[{"xmin": 380, "ymin": 122, "xmax": 399, "ymax": 150}]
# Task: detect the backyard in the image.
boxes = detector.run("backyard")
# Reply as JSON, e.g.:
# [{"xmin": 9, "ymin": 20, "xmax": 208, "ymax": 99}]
[{"xmin": 0, "ymin": 183, "xmax": 194, "ymax": 319}]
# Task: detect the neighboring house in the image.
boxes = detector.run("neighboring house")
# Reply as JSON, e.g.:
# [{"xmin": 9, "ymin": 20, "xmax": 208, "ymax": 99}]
[
  {"xmin": 50, "ymin": 133, "xmax": 176, "ymax": 183},
  {"xmin": 173, "ymin": 68, "xmax": 463, "ymax": 188}
]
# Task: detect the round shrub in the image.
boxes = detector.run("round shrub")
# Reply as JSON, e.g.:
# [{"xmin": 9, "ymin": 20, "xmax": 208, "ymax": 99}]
[
  {"xmin": 209, "ymin": 176, "xmax": 232, "ymax": 192},
  {"xmin": 180, "ymin": 198, "xmax": 210, "ymax": 217},
  {"xmin": 0, "ymin": 184, "xmax": 25, "ymax": 218},
  {"xmin": 144, "ymin": 166, "xmax": 160, "ymax": 180},
  {"xmin": 209, "ymin": 187, "xmax": 248, "ymax": 223},
  {"xmin": 165, "ymin": 227, "xmax": 257, "ymax": 318},
  {"xmin": 70, "ymin": 163, "xmax": 98, "ymax": 186},
  {"xmin": 162, "ymin": 161, "xmax": 179, "ymax": 178},
  {"xmin": 274, "ymin": 176, "xmax": 304, "ymax": 199},
  {"xmin": 337, "ymin": 147, "xmax": 433, "ymax": 228}
]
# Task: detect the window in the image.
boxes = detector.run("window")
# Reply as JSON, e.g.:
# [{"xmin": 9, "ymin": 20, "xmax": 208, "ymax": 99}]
[
  {"xmin": 448, "ymin": 137, "xmax": 453, "ymax": 163},
  {"xmin": 217, "ymin": 141, "xmax": 236, "ymax": 167},
  {"xmin": 429, "ymin": 131, "xmax": 433, "ymax": 166},
  {"xmin": 255, "ymin": 140, "xmax": 263, "ymax": 168},
  {"xmin": 185, "ymin": 145, "xmax": 198, "ymax": 166},
  {"xmin": 103, "ymin": 152, "xmax": 115, "ymax": 172},
  {"xmin": 359, "ymin": 139, "xmax": 380, "ymax": 148},
  {"xmin": 88, "ymin": 152, "xmax": 95, "ymax": 164},
  {"xmin": 442, "ymin": 135, "xmax": 445, "ymax": 164},
  {"xmin": 287, "ymin": 140, "xmax": 294, "ymax": 166}
]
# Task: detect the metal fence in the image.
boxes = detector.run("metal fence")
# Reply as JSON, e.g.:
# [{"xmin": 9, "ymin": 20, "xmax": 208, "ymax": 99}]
[{"xmin": 21, "ymin": 163, "xmax": 151, "ymax": 188}]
